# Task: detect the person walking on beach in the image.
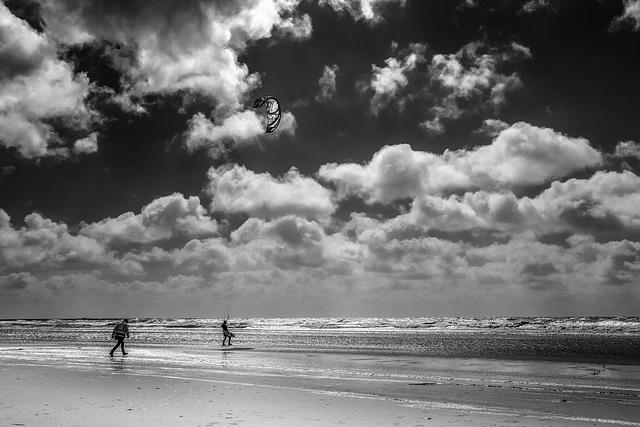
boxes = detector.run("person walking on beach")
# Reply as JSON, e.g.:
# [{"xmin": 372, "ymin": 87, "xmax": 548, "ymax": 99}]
[
  {"xmin": 110, "ymin": 319, "xmax": 130, "ymax": 356},
  {"xmin": 221, "ymin": 319, "xmax": 234, "ymax": 346}
]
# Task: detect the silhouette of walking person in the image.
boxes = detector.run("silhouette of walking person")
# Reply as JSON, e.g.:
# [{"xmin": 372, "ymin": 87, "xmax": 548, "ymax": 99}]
[{"xmin": 110, "ymin": 319, "xmax": 130, "ymax": 356}]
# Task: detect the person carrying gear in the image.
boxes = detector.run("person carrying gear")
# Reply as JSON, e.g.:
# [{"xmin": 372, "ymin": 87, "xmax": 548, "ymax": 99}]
[{"xmin": 109, "ymin": 319, "xmax": 130, "ymax": 356}]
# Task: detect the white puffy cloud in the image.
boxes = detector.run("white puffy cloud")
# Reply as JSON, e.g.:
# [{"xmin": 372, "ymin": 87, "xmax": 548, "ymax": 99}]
[
  {"xmin": 535, "ymin": 170, "xmax": 640, "ymax": 231},
  {"xmin": 316, "ymin": 64, "xmax": 339, "ymax": 102},
  {"xmin": 230, "ymin": 216, "xmax": 328, "ymax": 270},
  {"xmin": 341, "ymin": 211, "xmax": 640, "ymax": 312},
  {"xmin": 428, "ymin": 41, "xmax": 530, "ymax": 121},
  {"xmin": 126, "ymin": 238, "xmax": 232, "ymax": 277},
  {"xmin": 0, "ymin": 196, "xmax": 221, "ymax": 280},
  {"xmin": 183, "ymin": 109, "xmax": 297, "ymax": 158},
  {"xmin": 403, "ymin": 170, "xmax": 640, "ymax": 239},
  {"xmin": 419, "ymin": 117, "xmax": 445, "ymax": 136},
  {"xmin": 81, "ymin": 193, "xmax": 218, "ymax": 246},
  {"xmin": 207, "ymin": 164, "xmax": 335, "ymax": 221},
  {"xmin": 362, "ymin": 43, "xmax": 426, "ymax": 115},
  {"xmin": 273, "ymin": 12, "xmax": 313, "ymax": 40},
  {"xmin": 611, "ymin": 0, "xmax": 640, "ymax": 31},
  {"xmin": 359, "ymin": 40, "xmax": 529, "ymax": 127},
  {"xmin": 474, "ymin": 234, "xmax": 640, "ymax": 290},
  {"xmin": 613, "ymin": 140, "xmax": 640, "ymax": 159},
  {"xmin": 224, "ymin": 215, "xmax": 364, "ymax": 277},
  {"xmin": 319, "ymin": 144, "xmax": 435, "ymax": 203},
  {"xmin": 37, "ymin": 0, "xmax": 309, "ymax": 114},
  {"xmin": 0, "ymin": 209, "xmax": 109, "ymax": 271},
  {"xmin": 0, "ymin": 4, "xmax": 92, "ymax": 159},
  {"xmin": 459, "ymin": 122, "xmax": 602, "ymax": 187},
  {"xmin": 318, "ymin": 0, "xmax": 407, "ymax": 24},
  {"xmin": 474, "ymin": 119, "xmax": 510, "ymax": 137},
  {"xmin": 319, "ymin": 122, "xmax": 602, "ymax": 202},
  {"xmin": 521, "ymin": 0, "xmax": 555, "ymax": 14},
  {"xmin": 73, "ymin": 132, "xmax": 99, "ymax": 154},
  {"xmin": 10, "ymin": 1, "xmax": 309, "ymax": 155},
  {"xmin": 183, "ymin": 111, "xmax": 264, "ymax": 158}
]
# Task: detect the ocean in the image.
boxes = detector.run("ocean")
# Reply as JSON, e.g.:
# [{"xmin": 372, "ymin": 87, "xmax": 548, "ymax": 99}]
[{"xmin": 1, "ymin": 316, "xmax": 639, "ymax": 363}]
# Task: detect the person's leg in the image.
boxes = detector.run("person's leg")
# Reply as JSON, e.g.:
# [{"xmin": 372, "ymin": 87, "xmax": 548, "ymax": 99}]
[
  {"xmin": 121, "ymin": 339, "xmax": 127, "ymax": 355},
  {"xmin": 110, "ymin": 340, "xmax": 119, "ymax": 356}
]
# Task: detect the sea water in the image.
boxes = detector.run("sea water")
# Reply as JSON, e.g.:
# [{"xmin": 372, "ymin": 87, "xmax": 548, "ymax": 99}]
[{"xmin": 1, "ymin": 317, "xmax": 639, "ymax": 363}]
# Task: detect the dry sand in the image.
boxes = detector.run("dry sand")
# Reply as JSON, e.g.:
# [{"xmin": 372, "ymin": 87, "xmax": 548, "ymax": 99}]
[{"xmin": 1, "ymin": 346, "xmax": 639, "ymax": 426}]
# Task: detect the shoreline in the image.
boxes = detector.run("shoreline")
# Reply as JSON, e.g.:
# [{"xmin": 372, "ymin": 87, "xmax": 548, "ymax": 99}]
[{"xmin": 1, "ymin": 343, "xmax": 640, "ymax": 426}]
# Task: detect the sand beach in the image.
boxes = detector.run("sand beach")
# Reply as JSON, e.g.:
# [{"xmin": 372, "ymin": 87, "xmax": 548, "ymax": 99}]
[{"xmin": 1, "ymin": 342, "xmax": 639, "ymax": 426}]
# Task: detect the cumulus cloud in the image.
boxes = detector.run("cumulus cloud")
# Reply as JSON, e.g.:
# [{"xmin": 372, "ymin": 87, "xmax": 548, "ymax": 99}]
[
  {"xmin": 183, "ymin": 109, "xmax": 297, "ymax": 158},
  {"xmin": 167, "ymin": 238, "xmax": 230, "ymax": 275},
  {"xmin": 318, "ymin": 0, "xmax": 407, "ymax": 24},
  {"xmin": 73, "ymin": 132, "xmax": 99, "ymax": 155},
  {"xmin": 359, "ymin": 40, "xmax": 530, "ymax": 127},
  {"xmin": 319, "ymin": 122, "xmax": 602, "ymax": 202},
  {"xmin": 402, "ymin": 170, "xmax": 640, "ymax": 242},
  {"xmin": 613, "ymin": 140, "xmax": 640, "ymax": 159},
  {"xmin": 230, "ymin": 216, "xmax": 328, "ymax": 270},
  {"xmin": 6, "ymin": 0, "xmax": 306, "ymax": 160},
  {"xmin": 0, "ymin": 209, "xmax": 110, "ymax": 271},
  {"xmin": 521, "ymin": 0, "xmax": 556, "ymax": 14},
  {"xmin": 273, "ymin": 11, "xmax": 313, "ymax": 40},
  {"xmin": 427, "ymin": 41, "xmax": 531, "ymax": 122},
  {"xmin": 419, "ymin": 117, "xmax": 445, "ymax": 136},
  {"xmin": 37, "ymin": 0, "xmax": 309, "ymax": 114},
  {"xmin": 319, "ymin": 144, "xmax": 434, "ymax": 203},
  {"xmin": 611, "ymin": 0, "xmax": 640, "ymax": 31},
  {"xmin": 361, "ymin": 43, "xmax": 427, "ymax": 115},
  {"xmin": 0, "ymin": 271, "xmax": 37, "ymax": 291},
  {"xmin": 183, "ymin": 111, "xmax": 264, "ymax": 158},
  {"xmin": 474, "ymin": 119, "xmax": 510, "ymax": 137},
  {"xmin": 343, "ymin": 210, "xmax": 640, "ymax": 307},
  {"xmin": 207, "ymin": 164, "xmax": 335, "ymax": 221},
  {"xmin": 81, "ymin": 193, "xmax": 218, "ymax": 246},
  {"xmin": 536, "ymin": 170, "xmax": 640, "ymax": 233},
  {"xmin": 0, "ymin": 3, "xmax": 93, "ymax": 159},
  {"xmin": 316, "ymin": 64, "xmax": 340, "ymax": 102},
  {"xmin": 460, "ymin": 122, "xmax": 602, "ymax": 187}
]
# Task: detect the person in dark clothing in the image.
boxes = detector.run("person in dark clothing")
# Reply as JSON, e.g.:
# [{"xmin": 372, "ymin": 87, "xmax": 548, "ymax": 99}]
[
  {"xmin": 221, "ymin": 319, "xmax": 234, "ymax": 346},
  {"xmin": 110, "ymin": 319, "xmax": 130, "ymax": 356}
]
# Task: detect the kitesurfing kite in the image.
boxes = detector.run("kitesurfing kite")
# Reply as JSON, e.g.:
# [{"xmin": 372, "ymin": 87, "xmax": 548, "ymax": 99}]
[{"xmin": 253, "ymin": 96, "xmax": 281, "ymax": 133}]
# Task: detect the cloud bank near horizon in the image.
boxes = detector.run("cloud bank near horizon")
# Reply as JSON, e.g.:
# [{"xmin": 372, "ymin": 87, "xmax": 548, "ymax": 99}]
[{"xmin": 2, "ymin": 120, "xmax": 638, "ymax": 317}]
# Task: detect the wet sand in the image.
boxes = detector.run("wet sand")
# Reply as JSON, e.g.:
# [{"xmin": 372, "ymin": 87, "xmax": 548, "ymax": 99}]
[{"xmin": 1, "ymin": 344, "xmax": 639, "ymax": 426}]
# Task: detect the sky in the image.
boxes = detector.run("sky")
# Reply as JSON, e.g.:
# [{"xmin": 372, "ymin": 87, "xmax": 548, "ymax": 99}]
[{"xmin": 1, "ymin": 0, "xmax": 640, "ymax": 319}]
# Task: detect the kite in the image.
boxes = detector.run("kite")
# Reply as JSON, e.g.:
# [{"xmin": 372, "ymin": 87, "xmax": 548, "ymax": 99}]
[{"xmin": 253, "ymin": 96, "xmax": 281, "ymax": 133}]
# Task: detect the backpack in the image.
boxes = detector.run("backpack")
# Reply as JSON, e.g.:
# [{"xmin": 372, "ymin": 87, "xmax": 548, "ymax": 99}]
[{"xmin": 112, "ymin": 322, "xmax": 127, "ymax": 339}]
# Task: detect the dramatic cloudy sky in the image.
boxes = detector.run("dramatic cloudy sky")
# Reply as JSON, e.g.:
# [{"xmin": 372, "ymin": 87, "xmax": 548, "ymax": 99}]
[{"xmin": 2, "ymin": 0, "xmax": 640, "ymax": 318}]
